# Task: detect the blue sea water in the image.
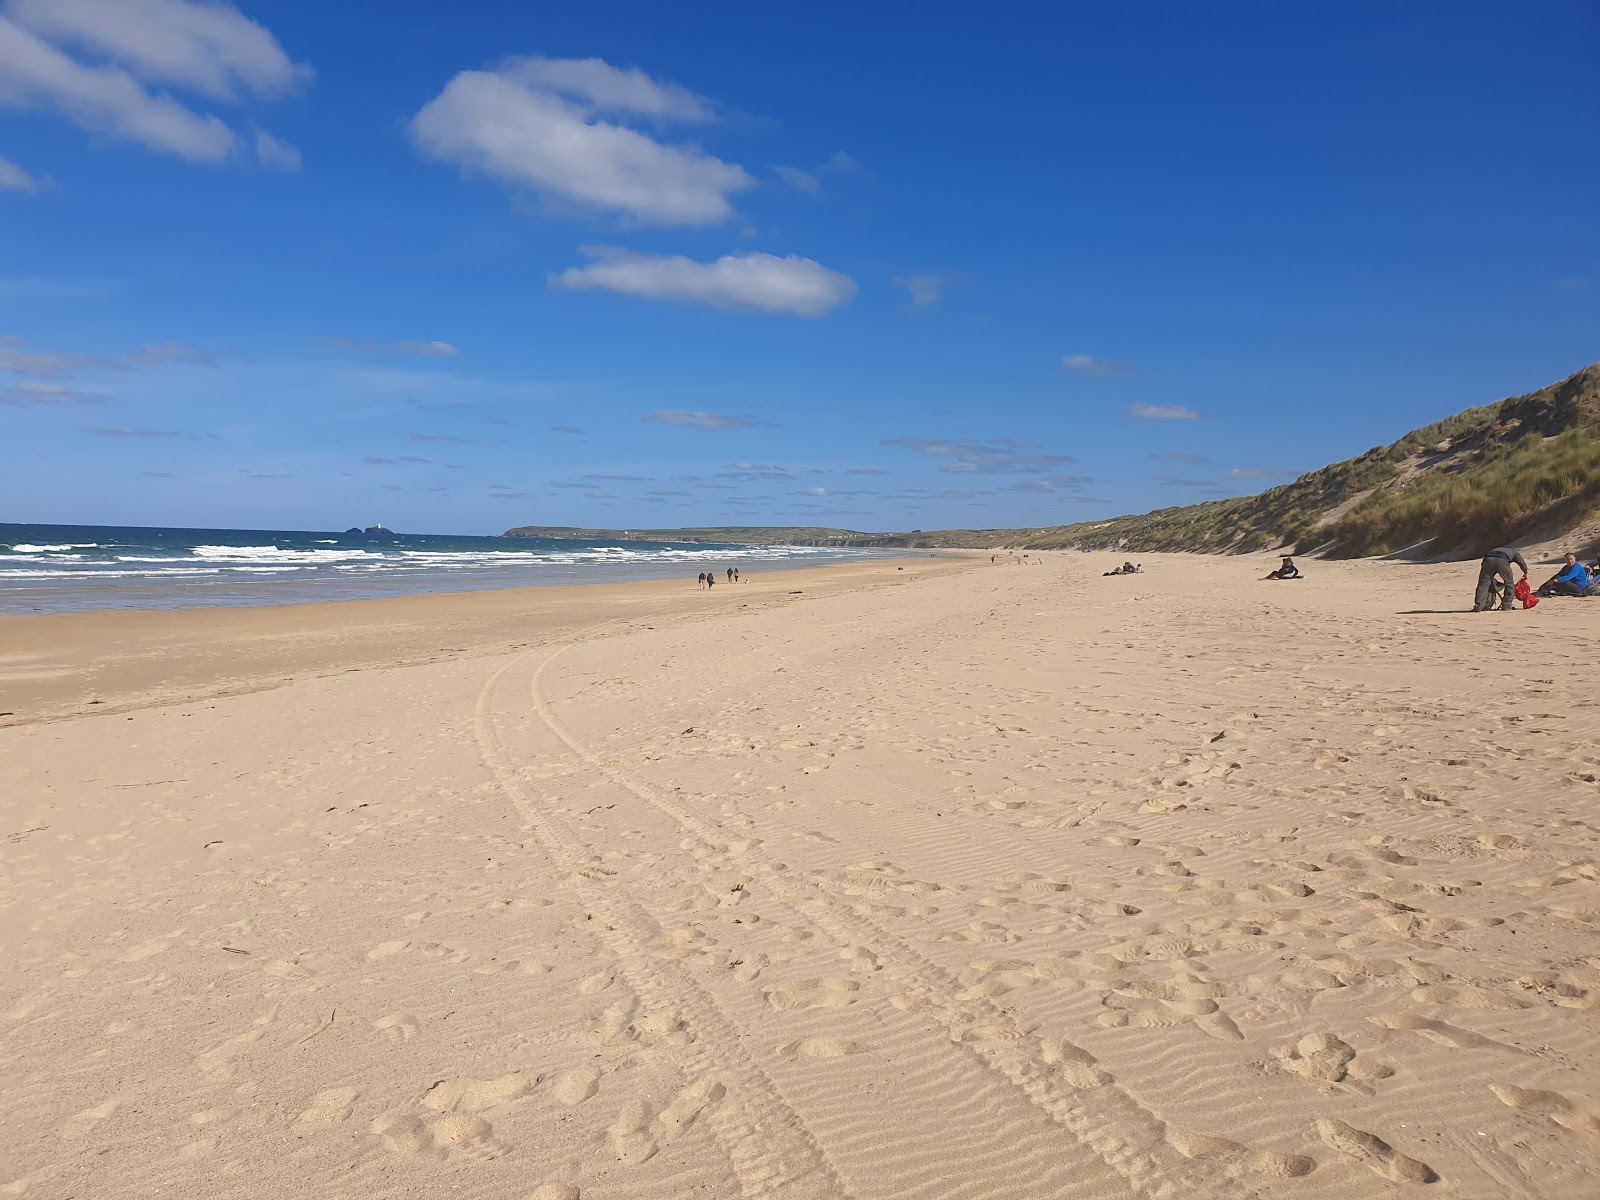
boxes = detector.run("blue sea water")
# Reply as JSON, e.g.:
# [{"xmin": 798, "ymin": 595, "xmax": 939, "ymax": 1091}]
[{"xmin": 0, "ymin": 523, "xmax": 885, "ymax": 614}]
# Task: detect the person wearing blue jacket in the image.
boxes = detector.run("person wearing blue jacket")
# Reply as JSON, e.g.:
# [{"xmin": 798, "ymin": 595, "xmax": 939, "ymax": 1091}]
[{"xmin": 1537, "ymin": 553, "xmax": 1591, "ymax": 598}]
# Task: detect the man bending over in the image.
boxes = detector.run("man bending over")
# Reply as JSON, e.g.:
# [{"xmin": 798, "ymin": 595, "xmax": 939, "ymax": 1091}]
[{"xmin": 1473, "ymin": 546, "xmax": 1528, "ymax": 611}]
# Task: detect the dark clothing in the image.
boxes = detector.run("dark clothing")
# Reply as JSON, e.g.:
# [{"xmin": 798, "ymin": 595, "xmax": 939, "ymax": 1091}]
[
  {"xmin": 1475, "ymin": 555, "xmax": 1519, "ymax": 610},
  {"xmin": 1486, "ymin": 547, "xmax": 1529, "ymax": 574},
  {"xmin": 1538, "ymin": 579, "xmax": 1585, "ymax": 598}
]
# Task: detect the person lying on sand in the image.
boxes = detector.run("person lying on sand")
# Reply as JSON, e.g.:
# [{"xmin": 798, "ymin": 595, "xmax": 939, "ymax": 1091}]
[
  {"xmin": 1264, "ymin": 556, "xmax": 1301, "ymax": 580},
  {"xmin": 1473, "ymin": 546, "xmax": 1528, "ymax": 611},
  {"xmin": 1537, "ymin": 553, "xmax": 1591, "ymax": 598}
]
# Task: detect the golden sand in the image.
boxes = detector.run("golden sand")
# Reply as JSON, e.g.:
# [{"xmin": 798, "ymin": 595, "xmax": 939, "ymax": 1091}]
[{"xmin": 4, "ymin": 552, "xmax": 1599, "ymax": 1198}]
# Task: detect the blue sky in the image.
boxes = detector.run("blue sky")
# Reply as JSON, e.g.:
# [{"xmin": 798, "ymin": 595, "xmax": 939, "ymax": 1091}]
[{"xmin": 2, "ymin": 0, "xmax": 1597, "ymax": 535}]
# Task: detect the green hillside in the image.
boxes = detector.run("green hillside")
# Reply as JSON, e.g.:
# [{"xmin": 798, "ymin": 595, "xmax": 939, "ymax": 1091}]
[{"xmin": 506, "ymin": 363, "xmax": 1600, "ymax": 559}]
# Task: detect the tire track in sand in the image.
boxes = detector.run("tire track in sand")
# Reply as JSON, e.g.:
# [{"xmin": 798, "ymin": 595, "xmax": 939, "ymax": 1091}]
[
  {"xmin": 474, "ymin": 651, "xmax": 850, "ymax": 1200},
  {"xmin": 527, "ymin": 644, "xmax": 1310, "ymax": 1200}
]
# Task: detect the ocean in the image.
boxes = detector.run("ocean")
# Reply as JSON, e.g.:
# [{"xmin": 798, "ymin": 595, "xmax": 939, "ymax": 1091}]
[{"xmin": 0, "ymin": 523, "xmax": 889, "ymax": 615}]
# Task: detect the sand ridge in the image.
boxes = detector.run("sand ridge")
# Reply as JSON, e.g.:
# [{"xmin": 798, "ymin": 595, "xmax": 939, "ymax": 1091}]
[{"xmin": 3, "ymin": 552, "xmax": 1600, "ymax": 1198}]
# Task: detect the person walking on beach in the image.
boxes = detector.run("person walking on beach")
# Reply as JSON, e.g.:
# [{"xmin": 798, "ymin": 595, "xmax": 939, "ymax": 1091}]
[
  {"xmin": 1473, "ymin": 546, "xmax": 1528, "ymax": 611},
  {"xmin": 727, "ymin": 566, "xmax": 734, "ymax": 584}
]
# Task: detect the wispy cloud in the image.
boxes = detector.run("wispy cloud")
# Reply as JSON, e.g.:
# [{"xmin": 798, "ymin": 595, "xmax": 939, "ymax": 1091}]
[
  {"xmin": 845, "ymin": 467, "xmax": 889, "ymax": 476},
  {"xmin": 1225, "ymin": 467, "xmax": 1291, "ymax": 481},
  {"xmin": 325, "ymin": 336, "xmax": 460, "ymax": 360},
  {"xmin": 553, "ymin": 247, "xmax": 856, "ymax": 316},
  {"xmin": 718, "ymin": 461, "xmax": 794, "ymax": 480},
  {"xmin": 1003, "ymin": 474, "xmax": 1092, "ymax": 494},
  {"xmin": 0, "ymin": 153, "xmax": 36, "ymax": 191},
  {"xmin": 1126, "ymin": 403, "xmax": 1201, "ymax": 421},
  {"xmin": 409, "ymin": 432, "xmax": 466, "ymax": 443},
  {"xmin": 643, "ymin": 409, "xmax": 756, "ymax": 431},
  {"xmin": 0, "ymin": 336, "xmax": 121, "ymax": 377},
  {"xmin": 411, "ymin": 55, "xmax": 750, "ymax": 225},
  {"xmin": 1062, "ymin": 353, "xmax": 1126, "ymax": 377},
  {"xmin": 551, "ymin": 424, "xmax": 584, "ymax": 435},
  {"xmin": 128, "ymin": 340, "xmax": 214, "ymax": 366},
  {"xmin": 893, "ymin": 272, "xmax": 958, "ymax": 307},
  {"xmin": 772, "ymin": 150, "xmax": 861, "ymax": 196},
  {"xmin": 396, "ymin": 339, "xmax": 459, "ymax": 359},
  {"xmin": 85, "ymin": 425, "xmax": 189, "ymax": 438},
  {"xmin": 1, "ymin": 381, "xmax": 108, "ymax": 404},
  {"xmin": 254, "ymin": 127, "xmax": 300, "ymax": 171},
  {"xmin": 583, "ymin": 472, "xmax": 647, "ymax": 481},
  {"xmin": 883, "ymin": 436, "xmax": 1076, "ymax": 474},
  {"xmin": 0, "ymin": 0, "xmax": 309, "ymax": 163},
  {"xmin": 1165, "ymin": 450, "xmax": 1210, "ymax": 463}
]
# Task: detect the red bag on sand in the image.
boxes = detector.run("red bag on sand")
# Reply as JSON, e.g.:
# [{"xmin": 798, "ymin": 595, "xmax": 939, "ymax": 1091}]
[{"xmin": 1514, "ymin": 579, "xmax": 1539, "ymax": 609}]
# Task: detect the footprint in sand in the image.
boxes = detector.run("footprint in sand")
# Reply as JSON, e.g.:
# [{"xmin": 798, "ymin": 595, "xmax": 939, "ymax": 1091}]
[
  {"xmin": 763, "ymin": 978, "xmax": 859, "ymax": 1011},
  {"xmin": 1315, "ymin": 1118, "xmax": 1438, "ymax": 1183},
  {"xmin": 1490, "ymin": 1083, "xmax": 1600, "ymax": 1134},
  {"xmin": 61, "ymin": 1098, "xmax": 119, "ymax": 1140},
  {"xmin": 1273, "ymin": 1033, "xmax": 1394, "ymax": 1084},
  {"xmin": 551, "ymin": 1066, "xmax": 602, "ymax": 1106},
  {"xmin": 422, "ymin": 1072, "xmax": 535, "ymax": 1113},
  {"xmin": 372, "ymin": 1111, "xmax": 509, "ymax": 1160},
  {"xmin": 777, "ymin": 1037, "xmax": 867, "ymax": 1059},
  {"xmin": 609, "ymin": 1099, "xmax": 658, "ymax": 1165},
  {"xmin": 373, "ymin": 1012, "xmax": 419, "ymax": 1041},
  {"xmin": 297, "ymin": 1087, "xmax": 359, "ymax": 1128},
  {"xmin": 429, "ymin": 1113, "xmax": 508, "ymax": 1160},
  {"xmin": 1168, "ymin": 1129, "xmax": 1316, "ymax": 1179}
]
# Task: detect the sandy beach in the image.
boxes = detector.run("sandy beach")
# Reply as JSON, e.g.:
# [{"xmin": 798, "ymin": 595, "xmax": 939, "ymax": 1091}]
[{"xmin": 4, "ymin": 551, "xmax": 1600, "ymax": 1200}]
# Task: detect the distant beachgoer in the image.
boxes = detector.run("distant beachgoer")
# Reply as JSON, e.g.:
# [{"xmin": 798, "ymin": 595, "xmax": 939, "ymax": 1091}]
[
  {"xmin": 1537, "ymin": 553, "xmax": 1590, "ymax": 598},
  {"xmin": 1473, "ymin": 547, "xmax": 1528, "ymax": 611},
  {"xmin": 726, "ymin": 567, "xmax": 734, "ymax": 583},
  {"xmin": 734, "ymin": 567, "xmax": 740, "ymax": 582},
  {"xmin": 1265, "ymin": 556, "xmax": 1301, "ymax": 580},
  {"xmin": 707, "ymin": 572, "xmax": 715, "ymax": 588},
  {"xmin": 697, "ymin": 572, "xmax": 707, "ymax": 589}
]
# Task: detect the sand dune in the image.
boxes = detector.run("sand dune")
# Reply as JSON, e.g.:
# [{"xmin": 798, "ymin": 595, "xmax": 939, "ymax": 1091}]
[{"xmin": 4, "ymin": 552, "xmax": 1600, "ymax": 1198}]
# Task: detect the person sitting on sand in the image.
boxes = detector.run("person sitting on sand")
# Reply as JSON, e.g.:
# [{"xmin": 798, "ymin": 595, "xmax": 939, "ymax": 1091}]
[
  {"xmin": 1537, "ymin": 553, "xmax": 1590, "ymax": 598},
  {"xmin": 1472, "ymin": 546, "xmax": 1528, "ymax": 612},
  {"xmin": 1264, "ymin": 556, "xmax": 1301, "ymax": 580}
]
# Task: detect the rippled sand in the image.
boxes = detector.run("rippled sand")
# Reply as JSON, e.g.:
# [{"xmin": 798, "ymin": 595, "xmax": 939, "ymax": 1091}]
[{"xmin": 4, "ymin": 552, "xmax": 1599, "ymax": 1199}]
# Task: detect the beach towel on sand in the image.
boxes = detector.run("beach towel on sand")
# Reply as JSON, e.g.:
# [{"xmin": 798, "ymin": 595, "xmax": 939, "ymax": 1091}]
[{"xmin": 1514, "ymin": 579, "xmax": 1540, "ymax": 609}]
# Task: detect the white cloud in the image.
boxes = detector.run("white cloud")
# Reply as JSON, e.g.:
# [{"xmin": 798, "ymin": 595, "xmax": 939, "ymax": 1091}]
[
  {"xmin": 1125, "ymin": 403, "xmax": 1201, "ymax": 421},
  {"xmin": 552, "ymin": 247, "xmax": 856, "ymax": 316},
  {"xmin": 642, "ymin": 410, "xmax": 755, "ymax": 431},
  {"xmin": 254, "ymin": 127, "xmax": 299, "ymax": 171},
  {"xmin": 0, "ymin": 2, "xmax": 306, "ymax": 165},
  {"xmin": 507, "ymin": 56, "xmax": 714, "ymax": 122},
  {"xmin": 6, "ymin": 0, "xmax": 309, "ymax": 100},
  {"xmin": 411, "ymin": 57, "xmax": 752, "ymax": 225},
  {"xmin": 0, "ymin": 16, "xmax": 235, "ymax": 160},
  {"xmin": 1062, "ymin": 353, "xmax": 1125, "ymax": 377},
  {"xmin": 396, "ymin": 340, "xmax": 459, "ymax": 359},
  {"xmin": 0, "ymin": 153, "xmax": 35, "ymax": 190}
]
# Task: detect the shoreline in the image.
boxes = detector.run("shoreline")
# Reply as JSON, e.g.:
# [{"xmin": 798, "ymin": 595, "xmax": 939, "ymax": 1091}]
[{"xmin": 0, "ymin": 553, "xmax": 971, "ymax": 727}]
